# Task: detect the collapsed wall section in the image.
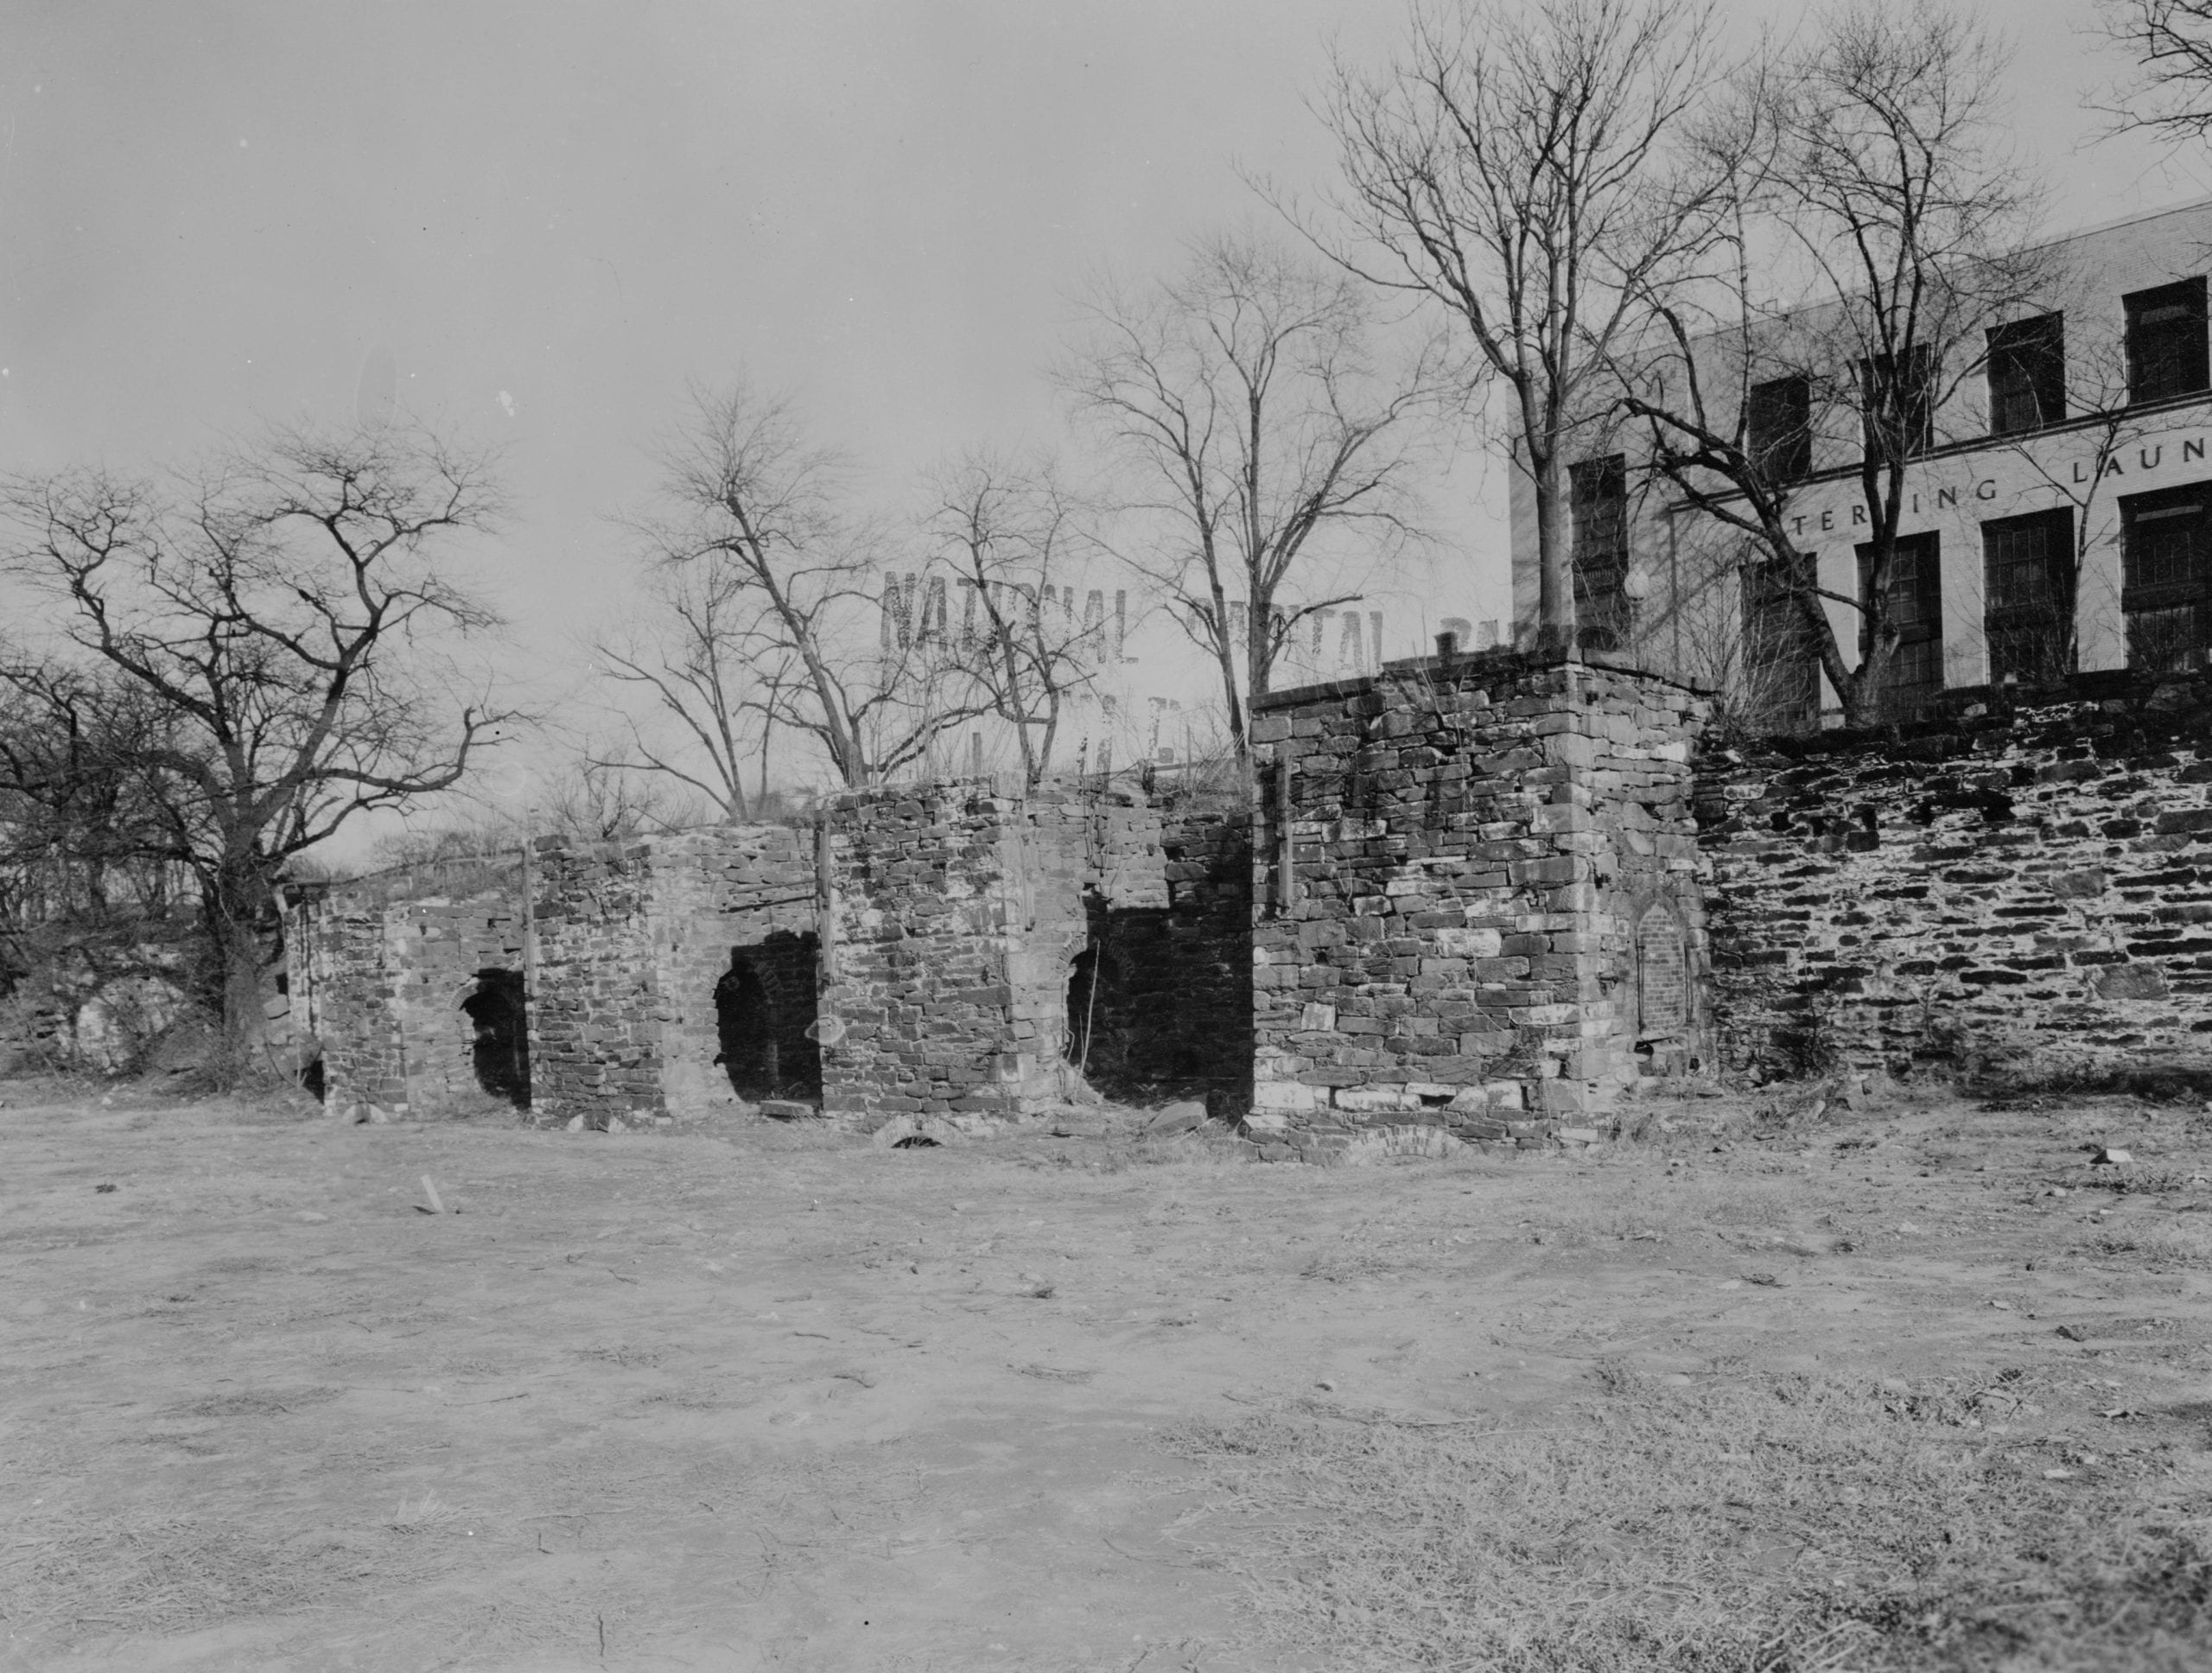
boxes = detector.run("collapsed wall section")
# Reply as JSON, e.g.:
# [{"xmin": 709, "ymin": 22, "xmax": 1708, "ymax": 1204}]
[
  {"xmin": 1249, "ymin": 653, "xmax": 1707, "ymax": 1155},
  {"xmin": 1699, "ymin": 686, "xmax": 2212, "ymax": 1082}
]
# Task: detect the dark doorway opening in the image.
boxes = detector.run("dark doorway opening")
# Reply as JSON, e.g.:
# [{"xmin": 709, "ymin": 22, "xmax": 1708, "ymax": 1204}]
[
  {"xmin": 714, "ymin": 931, "xmax": 822, "ymax": 1100},
  {"xmin": 462, "ymin": 968, "xmax": 531, "ymax": 1108},
  {"xmin": 716, "ymin": 959, "xmax": 778, "ymax": 1096},
  {"xmin": 1073, "ymin": 893, "xmax": 1254, "ymax": 1117}
]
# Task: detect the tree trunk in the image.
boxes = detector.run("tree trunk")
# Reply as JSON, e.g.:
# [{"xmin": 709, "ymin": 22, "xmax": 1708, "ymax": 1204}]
[
  {"xmin": 207, "ymin": 879, "xmax": 277, "ymax": 1085},
  {"xmin": 1530, "ymin": 445, "xmax": 1575, "ymax": 658},
  {"xmin": 1828, "ymin": 619, "xmax": 1894, "ymax": 730},
  {"xmin": 1216, "ymin": 580, "xmax": 1249, "ymax": 760}
]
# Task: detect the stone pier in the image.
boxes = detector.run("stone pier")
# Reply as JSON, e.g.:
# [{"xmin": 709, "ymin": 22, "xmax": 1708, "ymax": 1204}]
[{"xmin": 1247, "ymin": 651, "xmax": 1709, "ymax": 1157}]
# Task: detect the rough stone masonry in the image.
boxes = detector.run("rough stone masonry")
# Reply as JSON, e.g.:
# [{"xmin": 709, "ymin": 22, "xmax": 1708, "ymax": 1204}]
[
  {"xmin": 1244, "ymin": 650, "xmax": 1711, "ymax": 1160},
  {"xmin": 286, "ymin": 778, "xmax": 1253, "ymax": 1129},
  {"xmin": 817, "ymin": 779, "xmax": 1250, "ymax": 1121},
  {"xmin": 285, "ymin": 656, "xmax": 2212, "ymax": 1144},
  {"xmin": 1699, "ymin": 678, "xmax": 2212, "ymax": 1086},
  {"xmin": 286, "ymin": 856, "xmax": 527, "ymax": 1123}
]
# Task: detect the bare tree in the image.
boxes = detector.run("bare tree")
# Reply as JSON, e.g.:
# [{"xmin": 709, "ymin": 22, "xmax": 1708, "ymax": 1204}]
[
  {"xmin": 0, "ymin": 665, "xmax": 196, "ymax": 1017},
  {"xmin": 1316, "ymin": 0, "xmax": 1726, "ymax": 652},
  {"xmin": 589, "ymin": 557, "xmax": 773, "ymax": 819},
  {"xmin": 2098, "ymin": 2, "xmax": 2212, "ymax": 139},
  {"xmin": 634, "ymin": 381, "xmax": 977, "ymax": 790},
  {"xmin": 1058, "ymin": 232, "xmax": 1437, "ymax": 759},
  {"xmin": 1619, "ymin": 4, "xmax": 2054, "ymax": 726},
  {"xmin": 0, "ymin": 423, "xmax": 512, "ymax": 1069},
  {"xmin": 924, "ymin": 455, "xmax": 1104, "ymax": 786}
]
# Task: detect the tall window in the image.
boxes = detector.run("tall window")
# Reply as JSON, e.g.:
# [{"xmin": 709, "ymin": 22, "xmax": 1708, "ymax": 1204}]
[
  {"xmin": 2124, "ymin": 277, "xmax": 2209, "ymax": 404},
  {"xmin": 1740, "ymin": 551, "xmax": 1821, "ymax": 731},
  {"xmin": 2120, "ymin": 486, "xmax": 2211, "ymax": 670},
  {"xmin": 1745, "ymin": 375, "xmax": 1812, "ymax": 481},
  {"xmin": 1981, "ymin": 508, "xmax": 2074, "ymax": 685},
  {"xmin": 1986, "ymin": 315, "xmax": 2065, "ymax": 436},
  {"xmin": 1859, "ymin": 346, "xmax": 1937, "ymax": 459},
  {"xmin": 1569, "ymin": 453, "xmax": 1630, "ymax": 652},
  {"xmin": 1857, "ymin": 532, "xmax": 1943, "ymax": 716}
]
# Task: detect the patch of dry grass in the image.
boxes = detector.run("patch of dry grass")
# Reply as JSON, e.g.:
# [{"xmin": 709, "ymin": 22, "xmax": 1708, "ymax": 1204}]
[
  {"xmin": 2081, "ymin": 1220, "xmax": 2212, "ymax": 1269},
  {"xmin": 8, "ymin": 1517, "xmax": 455, "ymax": 1636},
  {"xmin": 1166, "ymin": 1373, "xmax": 2212, "ymax": 1671}
]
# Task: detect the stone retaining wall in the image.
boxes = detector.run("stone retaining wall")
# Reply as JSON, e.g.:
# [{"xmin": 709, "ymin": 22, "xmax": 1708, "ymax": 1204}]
[{"xmin": 1698, "ymin": 684, "xmax": 2212, "ymax": 1084}]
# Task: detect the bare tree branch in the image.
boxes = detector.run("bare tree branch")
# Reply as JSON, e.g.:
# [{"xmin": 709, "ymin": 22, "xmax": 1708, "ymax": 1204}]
[
  {"xmin": 0, "ymin": 420, "xmax": 516, "ymax": 1066},
  {"xmin": 626, "ymin": 379, "xmax": 982, "ymax": 791},
  {"xmin": 2095, "ymin": 1, "xmax": 2212, "ymax": 141},
  {"xmin": 1057, "ymin": 230, "xmax": 1439, "ymax": 758},
  {"xmin": 922, "ymin": 453, "xmax": 1105, "ymax": 786},
  {"xmin": 1308, "ymin": 0, "xmax": 1729, "ymax": 653},
  {"xmin": 1614, "ymin": 3, "xmax": 2056, "ymax": 727}
]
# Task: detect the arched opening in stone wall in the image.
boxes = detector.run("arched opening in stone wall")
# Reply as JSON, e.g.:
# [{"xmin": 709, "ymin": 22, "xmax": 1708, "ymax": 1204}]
[
  {"xmin": 461, "ymin": 967, "xmax": 531, "ymax": 1108},
  {"xmin": 714, "ymin": 932, "xmax": 822, "ymax": 1101}
]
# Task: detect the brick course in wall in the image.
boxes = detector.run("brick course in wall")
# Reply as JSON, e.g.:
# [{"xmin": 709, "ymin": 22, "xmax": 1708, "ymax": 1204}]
[
  {"xmin": 1249, "ymin": 652, "xmax": 1709, "ymax": 1157},
  {"xmin": 1698, "ymin": 685, "xmax": 2212, "ymax": 1082}
]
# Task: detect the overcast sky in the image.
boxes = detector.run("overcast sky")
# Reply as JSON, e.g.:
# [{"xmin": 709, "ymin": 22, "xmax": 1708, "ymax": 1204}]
[{"xmin": 0, "ymin": 0, "xmax": 2204, "ymax": 814}]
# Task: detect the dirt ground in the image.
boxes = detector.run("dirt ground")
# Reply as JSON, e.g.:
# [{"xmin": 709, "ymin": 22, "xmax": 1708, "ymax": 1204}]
[{"xmin": 3, "ymin": 1076, "xmax": 2209, "ymax": 1672}]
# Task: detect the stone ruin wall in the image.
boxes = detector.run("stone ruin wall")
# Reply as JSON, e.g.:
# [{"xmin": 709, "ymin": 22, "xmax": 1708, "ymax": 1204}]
[
  {"xmin": 287, "ymin": 864, "xmax": 525, "ymax": 1123},
  {"xmin": 282, "ymin": 669, "xmax": 2212, "ymax": 1146},
  {"xmin": 1699, "ymin": 685, "xmax": 2212, "ymax": 1086},
  {"xmin": 287, "ymin": 782, "xmax": 1254, "ymax": 1129},
  {"xmin": 528, "ymin": 824, "xmax": 817, "ymax": 1128},
  {"xmin": 1248, "ymin": 653, "xmax": 1709, "ymax": 1159},
  {"xmin": 816, "ymin": 779, "xmax": 1245, "ymax": 1121},
  {"xmin": 817, "ymin": 784, "xmax": 1041, "ymax": 1120}
]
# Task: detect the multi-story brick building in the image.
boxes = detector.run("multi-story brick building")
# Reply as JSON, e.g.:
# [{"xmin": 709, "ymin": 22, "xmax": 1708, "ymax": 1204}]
[{"xmin": 1513, "ymin": 198, "xmax": 2212, "ymax": 722}]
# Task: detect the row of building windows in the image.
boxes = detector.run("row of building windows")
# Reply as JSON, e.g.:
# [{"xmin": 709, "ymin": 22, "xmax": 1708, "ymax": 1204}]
[
  {"xmin": 1728, "ymin": 275, "xmax": 2212, "ymax": 474},
  {"xmin": 1721, "ymin": 483, "xmax": 2212, "ymax": 720}
]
